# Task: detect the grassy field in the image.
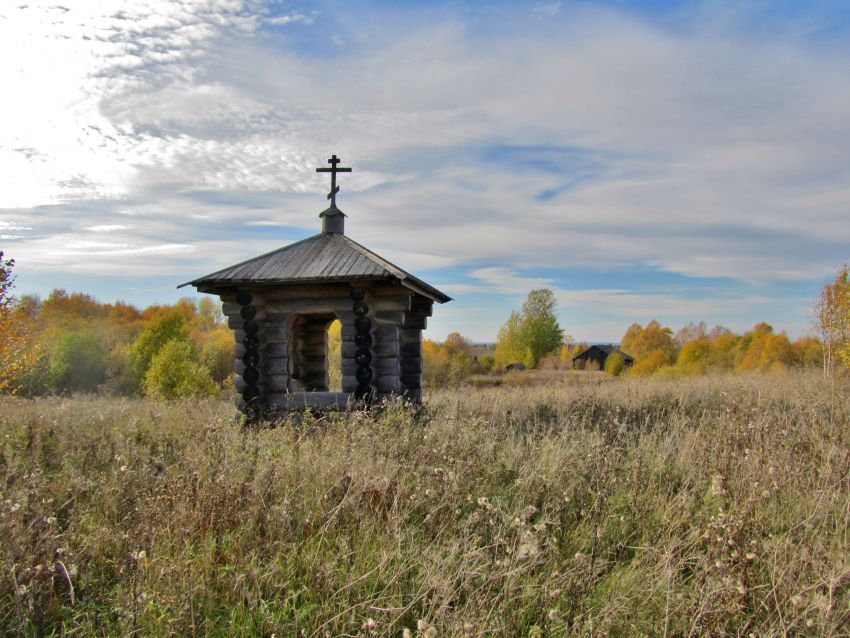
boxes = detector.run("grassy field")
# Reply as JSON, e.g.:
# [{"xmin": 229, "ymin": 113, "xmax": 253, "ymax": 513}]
[{"xmin": 1, "ymin": 371, "xmax": 849, "ymax": 636}]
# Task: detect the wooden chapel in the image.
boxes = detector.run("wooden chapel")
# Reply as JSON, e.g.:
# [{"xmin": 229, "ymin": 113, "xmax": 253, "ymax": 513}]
[{"xmin": 179, "ymin": 155, "xmax": 451, "ymax": 420}]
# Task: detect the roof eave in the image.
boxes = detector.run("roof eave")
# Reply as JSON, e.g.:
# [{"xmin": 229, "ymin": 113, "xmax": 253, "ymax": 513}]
[{"xmin": 183, "ymin": 274, "xmax": 452, "ymax": 304}]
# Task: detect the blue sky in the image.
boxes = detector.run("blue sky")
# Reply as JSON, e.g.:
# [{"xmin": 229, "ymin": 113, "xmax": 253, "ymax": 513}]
[{"xmin": 2, "ymin": 1, "xmax": 849, "ymax": 342}]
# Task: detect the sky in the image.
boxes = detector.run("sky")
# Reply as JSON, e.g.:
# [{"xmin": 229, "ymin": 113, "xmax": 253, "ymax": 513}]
[{"xmin": 2, "ymin": 0, "xmax": 849, "ymax": 342}]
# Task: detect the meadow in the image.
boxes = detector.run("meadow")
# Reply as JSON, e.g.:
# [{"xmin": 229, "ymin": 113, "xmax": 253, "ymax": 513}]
[{"xmin": 1, "ymin": 371, "xmax": 848, "ymax": 637}]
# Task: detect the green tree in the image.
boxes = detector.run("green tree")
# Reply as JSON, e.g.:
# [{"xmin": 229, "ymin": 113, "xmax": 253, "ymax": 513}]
[
  {"xmin": 520, "ymin": 289, "xmax": 564, "ymax": 367},
  {"xmin": 604, "ymin": 351, "xmax": 626, "ymax": 376},
  {"xmin": 47, "ymin": 328, "xmax": 107, "ymax": 393},
  {"xmin": 129, "ymin": 312, "xmax": 190, "ymax": 390},
  {"xmin": 144, "ymin": 339, "xmax": 217, "ymax": 399},
  {"xmin": 496, "ymin": 290, "xmax": 564, "ymax": 369}
]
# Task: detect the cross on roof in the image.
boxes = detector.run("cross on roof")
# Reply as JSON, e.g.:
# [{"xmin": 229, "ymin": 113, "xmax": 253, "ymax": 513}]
[{"xmin": 316, "ymin": 154, "xmax": 352, "ymax": 209}]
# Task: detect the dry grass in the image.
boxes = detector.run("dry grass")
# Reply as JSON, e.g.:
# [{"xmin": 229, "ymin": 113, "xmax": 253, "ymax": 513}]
[{"xmin": 1, "ymin": 371, "xmax": 848, "ymax": 636}]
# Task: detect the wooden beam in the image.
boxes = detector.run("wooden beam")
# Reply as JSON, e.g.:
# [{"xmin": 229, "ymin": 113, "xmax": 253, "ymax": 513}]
[
  {"xmin": 399, "ymin": 329, "xmax": 421, "ymax": 344},
  {"xmin": 265, "ymin": 357, "xmax": 289, "ymax": 374},
  {"xmin": 266, "ymin": 392, "xmax": 356, "ymax": 410}
]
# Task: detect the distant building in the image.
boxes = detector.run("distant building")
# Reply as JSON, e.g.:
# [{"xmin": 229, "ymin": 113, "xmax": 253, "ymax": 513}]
[{"xmin": 571, "ymin": 345, "xmax": 634, "ymax": 370}]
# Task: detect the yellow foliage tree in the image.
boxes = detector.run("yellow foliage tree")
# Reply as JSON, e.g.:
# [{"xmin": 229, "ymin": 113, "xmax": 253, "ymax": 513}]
[
  {"xmin": 676, "ymin": 337, "xmax": 712, "ymax": 374},
  {"xmin": 736, "ymin": 325, "xmax": 794, "ymax": 373},
  {"xmin": 327, "ymin": 319, "xmax": 342, "ymax": 391},
  {"xmin": 629, "ymin": 350, "xmax": 671, "ymax": 376},
  {"xmin": 792, "ymin": 336, "xmax": 822, "ymax": 368},
  {"xmin": 815, "ymin": 266, "xmax": 850, "ymax": 375},
  {"xmin": 0, "ymin": 252, "xmax": 34, "ymax": 393},
  {"xmin": 144, "ymin": 339, "xmax": 218, "ymax": 399},
  {"xmin": 604, "ymin": 351, "xmax": 626, "ymax": 376},
  {"xmin": 620, "ymin": 320, "xmax": 676, "ymax": 363},
  {"xmin": 708, "ymin": 331, "xmax": 739, "ymax": 370}
]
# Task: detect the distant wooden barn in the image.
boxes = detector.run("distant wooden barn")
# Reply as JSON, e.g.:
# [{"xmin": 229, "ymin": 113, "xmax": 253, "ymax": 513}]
[
  {"xmin": 180, "ymin": 155, "xmax": 451, "ymax": 420},
  {"xmin": 571, "ymin": 345, "xmax": 634, "ymax": 370}
]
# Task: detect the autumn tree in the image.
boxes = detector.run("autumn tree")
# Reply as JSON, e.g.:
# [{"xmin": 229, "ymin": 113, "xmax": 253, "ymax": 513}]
[
  {"xmin": 200, "ymin": 325, "xmax": 236, "ymax": 385},
  {"xmin": 737, "ymin": 326, "xmax": 794, "ymax": 373},
  {"xmin": 495, "ymin": 310, "xmax": 525, "ymax": 368},
  {"xmin": 815, "ymin": 266, "xmax": 850, "ymax": 376},
  {"xmin": 422, "ymin": 333, "xmax": 476, "ymax": 386},
  {"xmin": 675, "ymin": 321, "xmax": 707, "ymax": 347},
  {"xmin": 495, "ymin": 289, "xmax": 564, "ymax": 368},
  {"xmin": 144, "ymin": 339, "xmax": 217, "ymax": 399},
  {"xmin": 443, "ymin": 332, "xmax": 471, "ymax": 355},
  {"xmin": 604, "ymin": 351, "xmax": 626, "ymax": 376},
  {"xmin": 47, "ymin": 328, "xmax": 107, "ymax": 393},
  {"xmin": 327, "ymin": 319, "xmax": 342, "ymax": 391},
  {"xmin": 676, "ymin": 337, "xmax": 712, "ymax": 374},
  {"xmin": 0, "ymin": 252, "xmax": 33, "ymax": 393},
  {"xmin": 620, "ymin": 320, "xmax": 676, "ymax": 363},
  {"xmin": 793, "ymin": 336, "xmax": 822, "ymax": 368},
  {"xmin": 128, "ymin": 312, "xmax": 190, "ymax": 389}
]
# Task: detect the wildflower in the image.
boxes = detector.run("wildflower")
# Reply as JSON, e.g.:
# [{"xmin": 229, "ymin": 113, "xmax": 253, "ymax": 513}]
[
  {"xmin": 361, "ymin": 618, "xmax": 376, "ymax": 631},
  {"xmin": 547, "ymin": 609, "xmax": 559, "ymax": 620}
]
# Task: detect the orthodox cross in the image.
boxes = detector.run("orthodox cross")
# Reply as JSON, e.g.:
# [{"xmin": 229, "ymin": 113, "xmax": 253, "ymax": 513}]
[{"xmin": 316, "ymin": 154, "xmax": 352, "ymax": 209}]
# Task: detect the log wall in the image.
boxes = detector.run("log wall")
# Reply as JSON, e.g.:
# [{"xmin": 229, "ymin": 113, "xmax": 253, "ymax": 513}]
[{"xmin": 221, "ymin": 283, "xmax": 431, "ymax": 419}]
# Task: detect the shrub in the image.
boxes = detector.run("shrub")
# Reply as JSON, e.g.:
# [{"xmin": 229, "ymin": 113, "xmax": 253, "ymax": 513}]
[
  {"xmin": 629, "ymin": 349, "xmax": 672, "ymax": 376},
  {"xmin": 604, "ymin": 351, "xmax": 626, "ymax": 376},
  {"xmin": 129, "ymin": 312, "xmax": 190, "ymax": 389},
  {"xmin": 47, "ymin": 328, "xmax": 106, "ymax": 393},
  {"xmin": 144, "ymin": 339, "xmax": 218, "ymax": 399}
]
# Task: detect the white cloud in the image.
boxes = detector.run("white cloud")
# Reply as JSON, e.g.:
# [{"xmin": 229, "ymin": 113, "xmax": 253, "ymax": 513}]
[
  {"xmin": 470, "ymin": 267, "xmax": 557, "ymax": 295},
  {"xmin": 3, "ymin": 1, "xmax": 848, "ymax": 339},
  {"xmin": 0, "ymin": 221, "xmax": 34, "ymax": 231},
  {"xmin": 266, "ymin": 13, "xmax": 313, "ymax": 26},
  {"xmin": 84, "ymin": 225, "xmax": 134, "ymax": 232}
]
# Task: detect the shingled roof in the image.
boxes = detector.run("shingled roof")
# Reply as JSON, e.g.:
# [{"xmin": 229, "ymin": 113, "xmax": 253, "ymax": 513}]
[{"xmin": 179, "ymin": 231, "xmax": 452, "ymax": 304}]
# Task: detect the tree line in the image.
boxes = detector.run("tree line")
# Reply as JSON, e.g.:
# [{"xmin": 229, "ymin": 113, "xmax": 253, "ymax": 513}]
[
  {"xmin": 0, "ymin": 253, "xmax": 233, "ymax": 397},
  {"xmin": 426, "ymin": 272, "xmax": 850, "ymax": 384},
  {"xmin": 1, "ymin": 252, "xmax": 848, "ymax": 396}
]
